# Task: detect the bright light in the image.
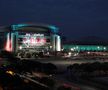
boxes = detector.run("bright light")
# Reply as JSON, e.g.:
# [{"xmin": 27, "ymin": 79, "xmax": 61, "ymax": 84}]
[
  {"xmin": 61, "ymin": 48, "xmax": 64, "ymax": 51},
  {"xmin": 76, "ymin": 46, "xmax": 78, "ymax": 49},
  {"xmin": 68, "ymin": 52, "xmax": 72, "ymax": 55},
  {"xmin": 19, "ymin": 46, "xmax": 22, "ymax": 50},
  {"xmin": 73, "ymin": 47, "xmax": 76, "ymax": 49},
  {"xmin": 6, "ymin": 71, "xmax": 15, "ymax": 76},
  {"xmin": 5, "ymin": 33, "xmax": 12, "ymax": 52},
  {"xmin": 25, "ymin": 33, "xmax": 44, "ymax": 37},
  {"xmin": 47, "ymin": 52, "xmax": 49, "ymax": 55},
  {"xmin": 104, "ymin": 47, "xmax": 106, "ymax": 50},
  {"xmin": 74, "ymin": 54, "xmax": 77, "ymax": 56},
  {"xmin": 22, "ymin": 33, "xmax": 46, "ymax": 47},
  {"xmin": 97, "ymin": 46, "xmax": 100, "ymax": 49},
  {"xmin": 50, "ymin": 46, "xmax": 52, "ymax": 49},
  {"xmin": 87, "ymin": 52, "xmax": 90, "ymax": 54},
  {"xmin": 56, "ymin": 35, "xmax": 61, "ymax": 51},
  {"xmin": 71, "ymin": 48, "xmax": 74, "ymax": 51},
  {"xmin": 41, "ymin": 38, "xmax": 46, "ymax": 43}
]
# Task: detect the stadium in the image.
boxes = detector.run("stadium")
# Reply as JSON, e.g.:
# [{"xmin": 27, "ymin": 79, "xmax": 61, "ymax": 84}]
[{"xmin": 0, "ymin": 23, "xmax": 61, "ymax": 58}]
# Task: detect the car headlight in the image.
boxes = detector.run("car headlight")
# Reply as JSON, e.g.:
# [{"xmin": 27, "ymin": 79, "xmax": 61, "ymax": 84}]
[{"xmin": 6, "ymin": 70, "xmax": 15, "ymax": 76}]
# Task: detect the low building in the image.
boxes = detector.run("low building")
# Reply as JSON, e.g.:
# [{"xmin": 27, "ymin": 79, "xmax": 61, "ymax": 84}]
[
  {"xmin": 63, "ymin": 44, "xmax": 107, "ymax": 52},
  {"xmin": 62, "ymin": 41, "xmax": 108, "ymax": 57}
]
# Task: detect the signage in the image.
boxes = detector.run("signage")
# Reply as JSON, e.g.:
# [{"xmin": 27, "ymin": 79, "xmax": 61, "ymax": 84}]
[{"xmin": 22, "ymin": 33, "xmax": 46, "ymax": 47}]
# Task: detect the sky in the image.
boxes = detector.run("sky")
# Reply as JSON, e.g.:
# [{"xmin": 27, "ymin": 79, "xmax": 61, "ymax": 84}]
[{"xmin": 0, "ymin": 0, "xmax": 108, "ymax": 40}]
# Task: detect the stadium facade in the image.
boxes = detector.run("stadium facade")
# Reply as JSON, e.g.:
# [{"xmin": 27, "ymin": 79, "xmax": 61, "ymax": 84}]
[{"xmin": 0, "ymin": 23, "xmax": 61, "ymax": 57}]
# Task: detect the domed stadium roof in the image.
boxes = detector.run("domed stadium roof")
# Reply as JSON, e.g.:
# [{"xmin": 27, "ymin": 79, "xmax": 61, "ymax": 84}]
[{"xmin": 11, "ymin": 23, "xmax": 59, "ymax": 33}]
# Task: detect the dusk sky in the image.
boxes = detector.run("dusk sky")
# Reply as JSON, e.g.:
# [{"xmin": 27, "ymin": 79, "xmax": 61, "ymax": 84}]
[{"xmin": 0, "ymin": 0, "xmax": 108, "ymax": 40}]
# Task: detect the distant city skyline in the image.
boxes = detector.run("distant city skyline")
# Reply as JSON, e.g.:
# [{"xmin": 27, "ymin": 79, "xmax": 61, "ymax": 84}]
[{"xmin": 0, "ymin": 0, "xmax": 108, "ymax": 40}]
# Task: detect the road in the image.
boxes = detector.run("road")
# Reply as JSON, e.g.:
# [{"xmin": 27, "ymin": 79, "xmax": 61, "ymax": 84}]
[
  {"xmin": 54, "ymin": 73, "xmax": 101, "ymax": 90},
  {"xmin": 31, "ymin": 58, "xmax": 108, "ymax": 71},
  {"xmin": 17, "ymin": 71, "xmax": 99, "ymax": 90},
  {"xmin": 24, "ymin": 58, "xmax": 107, "ymax": 90}
]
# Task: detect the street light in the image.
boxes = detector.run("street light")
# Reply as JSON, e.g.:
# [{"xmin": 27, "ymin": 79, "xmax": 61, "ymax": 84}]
[
  {"xmin": 71, "ymin": 48, "xmax": 74, "ymax": 51},
  {"xmin": 104, "ymin": 47, "xmax": 106, "ymax": 50},
  {"xmin": 97, "ymin": 46, "xmax": 100, "ymax": 49}
]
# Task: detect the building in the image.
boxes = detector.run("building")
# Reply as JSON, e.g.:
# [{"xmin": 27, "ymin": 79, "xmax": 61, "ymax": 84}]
[
  {"xmin": 0, "ymin": 23, "xmax": 61, "ymax": 58},
  {"xmin": 63, "ymin": 44, "xmax": 107, "ymax": 52},
  {"xmin": 62, "ymin": 40, "xmax": 108, "ymax": 57}
]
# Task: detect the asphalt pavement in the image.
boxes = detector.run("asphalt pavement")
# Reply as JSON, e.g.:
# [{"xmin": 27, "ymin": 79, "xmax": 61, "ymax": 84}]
[{"xmin": 24, "ymin": 58, "xmax": 107, "ymax": 90}]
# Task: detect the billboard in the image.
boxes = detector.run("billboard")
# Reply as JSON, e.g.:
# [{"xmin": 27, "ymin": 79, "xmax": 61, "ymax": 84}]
[{"xmin": 18, "ymin": 33, "xmax": 46, "ymax": 49}]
